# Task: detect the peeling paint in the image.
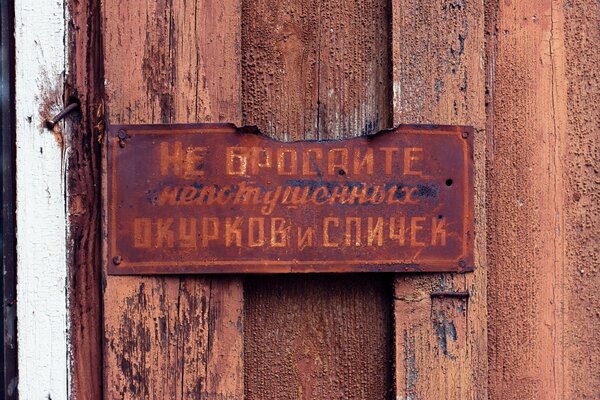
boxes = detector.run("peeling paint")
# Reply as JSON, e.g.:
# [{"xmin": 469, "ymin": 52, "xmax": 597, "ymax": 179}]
[
  {"xmin": 15, "ymin": 0, "xmax": 69, "ymax": 399},
  {"xmin": 37, "ymin": 75, "xmax": 65, "ymax": 148}
]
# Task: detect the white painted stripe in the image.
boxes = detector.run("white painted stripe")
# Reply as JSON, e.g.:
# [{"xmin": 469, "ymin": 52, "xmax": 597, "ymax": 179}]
[{"xmin": 15, "ymin": 1, "xmax": 69, "ymax": 399}]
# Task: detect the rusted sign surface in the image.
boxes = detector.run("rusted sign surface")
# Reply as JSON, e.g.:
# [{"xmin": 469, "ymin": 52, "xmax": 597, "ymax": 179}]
[{"xmin": 105, "ymin": 124, "xmax": 473, "ymax": 274}]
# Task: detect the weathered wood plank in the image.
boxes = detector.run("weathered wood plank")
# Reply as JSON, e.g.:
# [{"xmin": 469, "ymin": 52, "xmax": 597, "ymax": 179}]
[
  {"xmin": 244, "ymin": 276, "xmax": 393, "ymax": 399},
  {"xmin": 242, "ymin": 0, "xmax": 394, "ymax": 398},
  {"xmin": 486, "ymin": 0, "xmax": 565, "ymax": 398},
  {"xmin": 14, "ymin": 1, "xmax": 70, "ymax": 398},
  {"xmin": 102, "ymin": 0, "xmax": 244, "ymax": 398},
  {"xmin": 66, "ymin": 0, "xmax": 104, "ymax": 398},
  {"xmin": 391, "ymin": 0, "xmax": 487, "ymax": 398},
  {"xmin": 242, "ymin": 0, "xmax": 391, "ymax": 140},
  {"xmin": 562, "ymin": 0, "xmax": 600, "ymax": 397}
]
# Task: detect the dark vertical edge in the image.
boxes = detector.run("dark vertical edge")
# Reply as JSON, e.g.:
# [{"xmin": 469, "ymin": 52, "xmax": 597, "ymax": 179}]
[
  {"xmin": 483, "ymin": 0, "xmax": 498, "ymax": 161},
  {"xmin": 385, "ymin": 273, "xmax": 396, "ymax": 400},
  {"xmin": 385, "ymin": 0, "xmax": 394, "ymax": 132},
  {"xmin": 385, "ymin": 2, "xmax": 396, "ymax": 396},
  {"xmin": 65, "ymin": 0, "xmax": 105, "ymax": 398},
  {"xmin": 0, "ymin": 0, "xmax": 17, "ymax": 398}
]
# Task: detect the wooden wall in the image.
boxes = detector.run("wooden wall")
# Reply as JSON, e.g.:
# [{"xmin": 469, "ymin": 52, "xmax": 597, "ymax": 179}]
[{"xmin": 60, "ymin": 0, "xmax": 599, "ymax": 398}]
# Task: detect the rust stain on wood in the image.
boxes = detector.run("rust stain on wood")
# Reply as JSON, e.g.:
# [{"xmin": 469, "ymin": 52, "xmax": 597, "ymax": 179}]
[
  {"xmin": 66, "ymin": 0, "xmax": 104, "ymax": 398},
  {"xmin": 105, "ymin": 123, "xmax": 474, "ymax": 275},
  {"xmin": 38, "ymin": 79, "xmax": 66, "ymax": 149}
]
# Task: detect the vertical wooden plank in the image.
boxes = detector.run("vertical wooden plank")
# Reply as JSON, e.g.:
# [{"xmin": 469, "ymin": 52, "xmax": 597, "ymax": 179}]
[
  {"xmin": 244, "ymin": 276, "xmax": 393, "ymax": 399},
  {"xmin": 486, "ymin": 0, "xmax": 566, "ymax": 397},
  {"xmin": 562, "ymin": 0, "xmax": 600, "ymax": 397},
  {"xmin": 66, "ymin": 0, "xmax": 104, "ymax": 398},
  {"xmin": 486, "ymin": 0, "xmax": 594, "ymax": 398},
  {"xmin": 242, "ymin": 0, "xmax": 394, "ymax": 398},
  {"xmin": 241, "ymin": 0, "xmax": 319, "ymax": 138},
  {"xmin": 242, "ymin": 0, "xmax": 391, "ymax": 140},
  {"xmin": 102, "ymin": 1, "xmax": 244, "ymax": 398},
  {"xmin": 391, "ymin": 0, "xmax": 487, "ymax": 398},
  {"xmin": 14, "ymin": 0, "xmax": 69, "ymax": 398}
]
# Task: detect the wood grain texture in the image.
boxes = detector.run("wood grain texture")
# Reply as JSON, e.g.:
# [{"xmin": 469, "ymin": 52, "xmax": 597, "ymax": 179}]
[
  {"xmin": 66, "ymin": 0, "xmax": 104, "ymax": 398},
  {"xmin": 562, "ymin": 0, "xmax": 600, "ymax": 397},
  {"xmin": 391, "ymin": 0, "xmax": 487, "ymax": 398},
  {"xmin": 14, "ymin": 1, "xmax": 69, "ymax": 398},
  {"xmin": 242, "ymin": 0, "xmax": 392, "ymax": 139},
  {"xmin": 241, "ymin": 0, "xmax": 394, "ymax": 398},
  {"xmin": 486, "ymin": 0, "xmax": 568, "ymax": 398},
  {"xmin": 487, "ymin": 0, "xmax": 600, "ymax": 398},
  {"xmin": 102, "ymin": 1, "xmax": 244, "ymax": 398},
  {"xmin": 245, "ymin": 276, "xmax": 393, "ymax": 400}
]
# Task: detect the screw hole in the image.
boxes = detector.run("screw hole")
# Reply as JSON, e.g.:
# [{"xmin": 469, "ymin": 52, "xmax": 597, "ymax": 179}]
[
  {"xmin": 437, "ymin": 215, "xmax": 443, "ymax": 220},
  {"xmin": 445, "ymin": 179, "xmax": 453, "ymax": 187},
  {"xmin": 338, "ymin": 169, "xmax": 346, "ymax": 176}
]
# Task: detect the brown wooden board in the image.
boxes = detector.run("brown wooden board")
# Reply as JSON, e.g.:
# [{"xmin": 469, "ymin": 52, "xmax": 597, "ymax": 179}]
[
  {"xmin": 391, "ymin": 0, "xmax": 487, "ymax": 397},
  {"xmin": 241, "ymin": 0, "xmax": 395, "ymax": 397},
  {"xmin": 101, "ymin": 1, "xmax": 245, "ymax": 397},
  {"xmin": 106, "ymin": 123, "xmax": 474, "ymax": 274}
]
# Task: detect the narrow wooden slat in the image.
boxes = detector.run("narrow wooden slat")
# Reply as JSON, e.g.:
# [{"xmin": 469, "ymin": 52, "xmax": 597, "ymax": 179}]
[
  {"xmin": 391, "ymin": 0, "xmax": 487, "ymax": 398},
  {"xmin": 242, "ymin": 0, "xmax": 394, "ymax": 398},
  {"xmin": 14, "ymin": 1, "xmax": 69, "ymax": 398},
  {"xmin": 66, "ymin": 0, "xmax": 104, "ymax": 398},
  {"xmin": 102, "ymin": 1, "xmax": 243, "ymax": 398},
  {"xmin": 561, "ymin": 0, "xmax": 600, "ymax": 397},
  {"xmin": 486, "ymin": 0, "xmax": 570, "ymax": 398}
]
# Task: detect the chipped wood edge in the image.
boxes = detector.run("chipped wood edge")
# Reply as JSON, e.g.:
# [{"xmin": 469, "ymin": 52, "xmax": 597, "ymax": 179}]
[
  {"xmin": 15, "ymin": 1, "xmax": 70, "ymax": 398},
  {"xmin": 64, "ymin": 0, "xmax": 105, "ymax": 397}
]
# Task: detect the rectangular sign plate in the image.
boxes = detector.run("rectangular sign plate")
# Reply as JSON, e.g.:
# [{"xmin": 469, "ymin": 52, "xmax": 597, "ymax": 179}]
[{"xmin": 105, "ymin": 123, "xmax": 474, "ymax": 274}]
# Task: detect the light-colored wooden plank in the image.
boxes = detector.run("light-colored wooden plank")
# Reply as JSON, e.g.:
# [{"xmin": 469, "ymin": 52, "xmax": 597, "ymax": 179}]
[
  {"xmin": 14, "ymin": 0, "xmax": 69, "ymax": 398},
  {"xmin": 102, "ymin": 0, "xmax": 243, "ymax": 398},
  {"xmin": 242, "ymin": 0, "xmax": 393, "ymax": 398},
  {"xmin": 391, "ymin": 0, "xmax": 487, "ymax": 398}
]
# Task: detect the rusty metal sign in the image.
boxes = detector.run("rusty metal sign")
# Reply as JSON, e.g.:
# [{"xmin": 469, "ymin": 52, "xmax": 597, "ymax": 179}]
[{"xmin": 105, "ymin": 124, "xmax": 474, "ymax": 274}]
